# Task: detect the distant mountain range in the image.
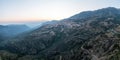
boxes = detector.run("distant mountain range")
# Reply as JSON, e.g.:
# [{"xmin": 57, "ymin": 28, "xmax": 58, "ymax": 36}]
[
  {"xmin": 0, "ymin": 7, "xmax": 120, "ymax": 60},
  {"xmin": 0, "ymin": 25, "xmax": 30, "ymax": 40}
]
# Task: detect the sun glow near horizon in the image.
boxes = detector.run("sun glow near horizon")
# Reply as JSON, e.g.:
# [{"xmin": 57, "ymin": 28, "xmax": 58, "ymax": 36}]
[{"xmin": 0, "ymin": 0, "xmax": 82, "ymax": 23}]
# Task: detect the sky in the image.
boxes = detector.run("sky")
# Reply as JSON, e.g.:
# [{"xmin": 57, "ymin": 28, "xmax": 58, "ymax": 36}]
[{"xmin": 0, "ymin": 0, "xmax": 120, "ymax": 24}]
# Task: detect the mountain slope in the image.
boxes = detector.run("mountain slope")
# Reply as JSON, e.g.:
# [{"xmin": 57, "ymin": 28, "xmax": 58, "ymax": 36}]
[{"xmin": 0, "ymin": 7, "xmax": 120, "ymax": 60}]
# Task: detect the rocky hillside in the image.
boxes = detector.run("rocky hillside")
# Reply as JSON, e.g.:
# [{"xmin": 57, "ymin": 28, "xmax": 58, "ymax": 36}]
[{"xmin": 0, "ymin": 7, "xmax": 120, "ymax": 60}]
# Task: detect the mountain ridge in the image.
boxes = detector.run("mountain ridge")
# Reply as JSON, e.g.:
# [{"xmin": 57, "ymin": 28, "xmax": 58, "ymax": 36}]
[{"xmin": 69, "ymin": 7, "xmax": 120, "ymax": 20}]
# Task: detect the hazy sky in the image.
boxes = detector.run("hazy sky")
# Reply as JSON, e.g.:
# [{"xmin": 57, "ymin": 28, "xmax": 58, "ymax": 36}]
[{"xmin": 0, "ymin": 0, "xmax": 120, "ymax": 23}]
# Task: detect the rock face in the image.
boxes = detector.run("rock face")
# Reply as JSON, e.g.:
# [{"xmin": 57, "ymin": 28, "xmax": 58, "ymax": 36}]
[{"xmin": 0, "ymin": 7, "xmax": 120, "ymax": 60}]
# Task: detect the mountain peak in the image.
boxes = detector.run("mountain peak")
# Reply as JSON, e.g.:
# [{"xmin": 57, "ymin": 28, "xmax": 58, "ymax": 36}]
[
  {"xmin": 69, "ymin": 7, "xmax": 120, "ymax": 20},
  {"xmin": 101, "ymin": 7, "xmax": 118, "ymax": 10}
]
